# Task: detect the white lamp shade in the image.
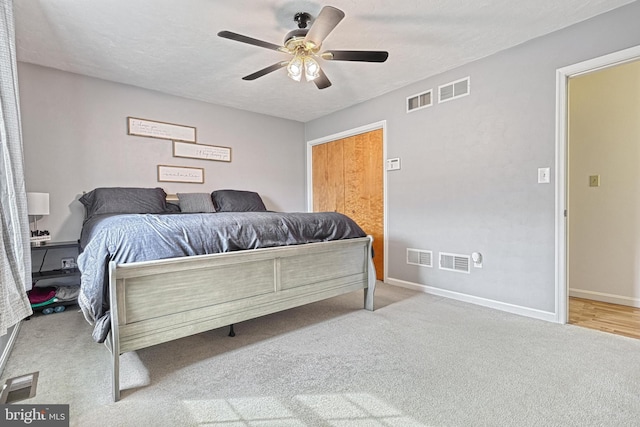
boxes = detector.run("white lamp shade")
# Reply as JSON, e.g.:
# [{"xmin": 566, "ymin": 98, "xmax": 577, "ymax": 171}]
[{"xmin": 27, "ymin": 192, "xmax": 50, "ymax": 216}]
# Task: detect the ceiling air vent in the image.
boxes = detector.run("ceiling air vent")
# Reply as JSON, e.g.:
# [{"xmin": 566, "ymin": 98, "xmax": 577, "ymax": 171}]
[
  {"xmin": 407, "ymin": 248, "xmax": 433, "ymax": 267},
  {"xmin": 406, "ymin": 89, "xmax": 433, "ymax": 113},
  {"xmin": 438, "ymin": 77, "xmax": 470, "ymax": 104},
  {"xmin": 439, "ymin": 252, "xmax": 470, "ymax": 274}
]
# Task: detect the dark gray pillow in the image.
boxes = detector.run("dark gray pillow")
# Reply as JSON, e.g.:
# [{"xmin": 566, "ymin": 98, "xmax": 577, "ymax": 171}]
[
  {"xmin": 165, "ymin": 202, "xmax": 181, "ymax": 213},
  {"xmin": 80, "ymin": 187, "xmax": 169, "ymax": 218},
  {"xmin": 177, "ymin": 193, "xmax": 216, "ymax": 213},
  {"xmin": 211, "ymin": 190, "xmax": 267, "ymax": 212}
]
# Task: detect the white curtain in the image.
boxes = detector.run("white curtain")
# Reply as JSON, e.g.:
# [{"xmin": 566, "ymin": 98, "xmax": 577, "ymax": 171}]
[{"xmin": 0, "ymin": 0, "xmax": 33, "ymax": 336}]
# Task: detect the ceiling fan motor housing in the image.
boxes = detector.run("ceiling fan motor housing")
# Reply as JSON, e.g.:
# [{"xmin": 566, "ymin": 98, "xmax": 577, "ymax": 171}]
[
  {"xmin": 284, "ymin": 28, "xmax": 308, "ymax": 46},
  {"xmin": 285, "ymin": 12, "xmax": 315, "ymax": 50}
]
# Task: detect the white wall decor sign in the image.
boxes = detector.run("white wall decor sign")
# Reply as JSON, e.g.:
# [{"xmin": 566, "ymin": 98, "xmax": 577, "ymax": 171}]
[
  {"xmin": 157, "ymin": 165, "xmax": 204, "ymax": 184},
  {"xmin": 128, "ymin": 117, "xmax": 196, "ymax": 142},
  {"xmin": 173, "ymin": 141, "xmax": 231, "ymax": 162}
]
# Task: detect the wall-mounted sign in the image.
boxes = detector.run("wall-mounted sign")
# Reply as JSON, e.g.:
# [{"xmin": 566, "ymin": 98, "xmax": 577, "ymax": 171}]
[
  {"xmin": 157, "ymin": 165, "xmax": 204, "ymax": 184},
  {"xmin": 173, "ymin": 141, "xmax": 231, "ymax": 162},
  {"xmin": 128, "ymin": 117, "xmax": 196, "ymax": 142}
]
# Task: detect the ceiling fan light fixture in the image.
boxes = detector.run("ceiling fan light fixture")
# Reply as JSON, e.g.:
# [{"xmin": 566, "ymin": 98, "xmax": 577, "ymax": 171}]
[
  {"xmin": 304, "ymin": 57, "xmax": 320, "ymax": 81},
  {"xmin": 287, "ymin": 56, "xmax": 303, "ymax": 81}
]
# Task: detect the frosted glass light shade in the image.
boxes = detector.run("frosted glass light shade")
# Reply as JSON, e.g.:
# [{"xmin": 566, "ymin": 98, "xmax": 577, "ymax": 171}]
[
  {"xmin": 27, "ymin": 192, "xmax": 50, "ymax": 216},
  {"xmin": 287, "ymin": 56, "xmax": 303, "ymax": 82},
  {"xmin": 304, "ymin": 57, "xmax": 320, "ymax": 81}
]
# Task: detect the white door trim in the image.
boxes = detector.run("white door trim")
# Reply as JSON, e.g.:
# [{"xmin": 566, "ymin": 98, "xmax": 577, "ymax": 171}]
[
  {"xmin": 555, "ymin": 44, "xmax": 640, "ymax": 323},
  {"xmin": 306, "ymin": 120, "xmax": 388, "ymax": 282}
]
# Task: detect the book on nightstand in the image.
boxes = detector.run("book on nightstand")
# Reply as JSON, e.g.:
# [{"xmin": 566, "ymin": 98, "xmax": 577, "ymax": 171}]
[{"xmin": 30, "ymin": 235, "xmax": 51, "ymax": 244}]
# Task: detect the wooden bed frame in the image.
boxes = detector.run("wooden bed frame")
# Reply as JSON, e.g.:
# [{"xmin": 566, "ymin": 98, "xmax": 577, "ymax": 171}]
[{"xmin": 106, "ymin": 235, "xmax": 376, "ymax": 401}]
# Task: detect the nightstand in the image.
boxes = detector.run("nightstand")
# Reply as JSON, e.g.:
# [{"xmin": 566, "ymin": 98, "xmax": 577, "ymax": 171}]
[{"xmin": 29, "ymin": 240, "xmax": 81, "ymax": 315}]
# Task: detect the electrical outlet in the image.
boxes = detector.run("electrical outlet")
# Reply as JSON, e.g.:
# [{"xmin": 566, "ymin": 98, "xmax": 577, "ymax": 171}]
[
  {"xmin": 61, "ymin": 257, "xmax": 75, "ymax": 270},
  {"xmin": 471, "ymin": 252, "xmax": 483, "ymax": 268}
]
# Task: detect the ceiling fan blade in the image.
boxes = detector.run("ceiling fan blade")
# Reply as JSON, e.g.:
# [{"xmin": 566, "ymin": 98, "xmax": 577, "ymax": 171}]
[
  {"xmin": 321, "ymin": 50, "xmax": 389, "ymax": 62},
  {"xmin": 313, "ymin": 68, "xmax": 332, "ymax": 90},
  {"xmin": 218, "ymin": 30, "xmax": 285, "ymax": 52},
  {"xmin": 304, "ymin": 6, "xmax": 345, "ymax": 47},
  {"xmin": 242, "ymin": 62, "xmax": 289, "ymax": 81}
]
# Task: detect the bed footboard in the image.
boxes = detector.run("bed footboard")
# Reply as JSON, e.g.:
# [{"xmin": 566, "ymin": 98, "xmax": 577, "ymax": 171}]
[{"xmin": 107, "ymin": 236, "xmax": 375, "ymax": 401}]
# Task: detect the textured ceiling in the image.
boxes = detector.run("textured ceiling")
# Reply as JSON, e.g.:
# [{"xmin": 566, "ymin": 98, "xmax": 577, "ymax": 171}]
[{"xmin": 14, "ymin": 0, "xmax": 634, "ymax": 122}]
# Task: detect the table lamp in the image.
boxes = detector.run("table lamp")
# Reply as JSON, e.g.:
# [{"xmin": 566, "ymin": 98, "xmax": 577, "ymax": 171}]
[{"xmin": 27, "ymin": 192, "xmax": 50, "ymax": 245}]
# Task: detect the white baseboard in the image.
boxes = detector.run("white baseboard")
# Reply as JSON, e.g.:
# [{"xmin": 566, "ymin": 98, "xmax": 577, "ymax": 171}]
[
  {"xmin": 569, "ymin": 288, "xmax": 640, "ymax": 308},
  {"xmin": 386, "ymin": 277, "xmax": 558, "ymax": 322},
  {"xmin": 0, "ymin": 321, "xmax": 22, "ymax": 377}
]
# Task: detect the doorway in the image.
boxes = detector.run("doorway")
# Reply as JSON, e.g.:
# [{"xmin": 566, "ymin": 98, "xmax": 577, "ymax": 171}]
[
  {"xmin": 307, "ymin": 122, "xmax": 386, "ymax": 281},
  {"xmin": 566, "ymin": 59, "xmax": 640, "ymax": 338},
  {"xmin": 556, "ymin": 45, "xmax": 640, "ymax": 336}
]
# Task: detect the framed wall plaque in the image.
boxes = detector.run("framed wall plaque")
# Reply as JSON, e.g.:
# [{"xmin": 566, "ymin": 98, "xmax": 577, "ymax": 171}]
[
  {"xmin": 173, "ymin": 141, "xmax": 232, "ymax": 162},
  {"xmin": 128, "ymin": 117, "xmax": 196, "ymax": 142},
  {"xmin": 157, "ymin": 165, "xmax": 204, "ymax": 184}
]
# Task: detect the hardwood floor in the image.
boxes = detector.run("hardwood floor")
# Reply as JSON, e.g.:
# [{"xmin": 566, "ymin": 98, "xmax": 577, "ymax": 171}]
[{"xmin": 569, "ymin": 297, "xmax": 640, "ymax": 339}]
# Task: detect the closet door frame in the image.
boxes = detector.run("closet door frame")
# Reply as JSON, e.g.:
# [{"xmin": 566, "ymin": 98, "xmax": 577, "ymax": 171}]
[{"xmin": 306, "ymin": 120, "xmax": 387, "ymax": 283}]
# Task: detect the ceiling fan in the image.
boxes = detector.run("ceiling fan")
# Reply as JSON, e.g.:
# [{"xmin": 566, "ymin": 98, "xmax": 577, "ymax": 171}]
[{"xmin": 217, "ymin": 5, "xmax": 389, "ymax": 89}]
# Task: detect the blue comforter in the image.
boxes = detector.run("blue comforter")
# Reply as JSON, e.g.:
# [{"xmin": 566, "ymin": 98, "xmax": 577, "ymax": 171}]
[{"xmin": 77, "ymin": 211, "xmax": 366, "ymax": 342}]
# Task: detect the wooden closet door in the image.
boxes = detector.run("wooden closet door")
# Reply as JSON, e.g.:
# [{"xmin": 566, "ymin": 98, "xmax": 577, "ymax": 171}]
[
  {"xmin": 312, "ymin": 129, "xmax": 384, "ymax": 280},
  {"xmin": 343, "ymin": 130, "xmax": 384, "ymax": 280},
  {"xmin": 312, "ymin": 140, "xmax": 344, "ymax": 213}
]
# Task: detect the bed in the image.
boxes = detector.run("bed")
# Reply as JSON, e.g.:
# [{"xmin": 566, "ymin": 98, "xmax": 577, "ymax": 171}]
[{"xmin": 76, "ymin": 188, "xmax": 376, "ymax": 401}]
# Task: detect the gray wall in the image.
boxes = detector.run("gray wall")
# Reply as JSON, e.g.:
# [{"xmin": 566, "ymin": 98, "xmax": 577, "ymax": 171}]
[
  {"xmin": 305, "ymin": 2, "xmax": 640, "ymax": 313},
  {"xmin": 19, "ymin": 63, "xmax": 306, "ymax": 242}
]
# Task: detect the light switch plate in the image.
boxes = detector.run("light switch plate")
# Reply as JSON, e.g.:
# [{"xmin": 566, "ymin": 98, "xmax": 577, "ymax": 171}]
[
  {"xmin": 538, "ymin": 167, "xmax": 550, "ymax": 184},
  {"xmin": 387, "ymin": 158, "xmax": 401, "ymax": 171},
  {"xmin": 589, "ymin": 175, "xmax": 600, "ymax": 187}
]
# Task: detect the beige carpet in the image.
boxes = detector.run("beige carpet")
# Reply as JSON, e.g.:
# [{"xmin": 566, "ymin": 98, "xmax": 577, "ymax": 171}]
[{"xmin": 3, "ymin": 282, "xmax": 640, "ymax": 426}]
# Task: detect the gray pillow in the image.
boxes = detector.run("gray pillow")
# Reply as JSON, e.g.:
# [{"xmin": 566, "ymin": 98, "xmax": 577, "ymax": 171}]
[
  {"xmin": 177, "ymin": 193, "xmax": 216, "ymax": 213},
  {"xmin": 80, "ymin": 187, "xmax": 169, "ymax": 218},
  {"xmin": 211, "ymin": 190, "xmax": 267, "ymax": 212}
]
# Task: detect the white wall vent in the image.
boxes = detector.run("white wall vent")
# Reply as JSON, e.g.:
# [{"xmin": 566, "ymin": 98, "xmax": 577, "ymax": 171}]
[
  {"xmin": 406, "ymin": 89, "xmax": 433, "ymax": 113},
  {"xmin": 407, "ymin": 248, "xmax": 433, "ymax": 267},
  {"xmin": 438, "ymin": 77, "xmax": 470, "ymax": 104},
  {"xmin": 439, "ymin": 252, "xmax": 471, "ymax": 274}
]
